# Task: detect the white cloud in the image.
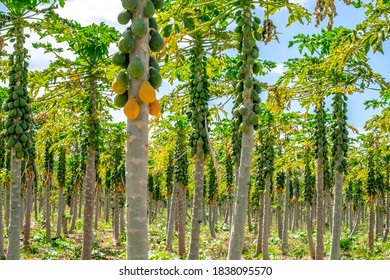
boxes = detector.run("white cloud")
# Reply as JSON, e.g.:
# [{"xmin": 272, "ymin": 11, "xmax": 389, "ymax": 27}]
[
  {"xmin": 271, "ymin": 63, "xmax": 286, "ymax": 75},
  {"xmin": 57, "ymin": 0, "xmax": 122, "ymax": 28}
]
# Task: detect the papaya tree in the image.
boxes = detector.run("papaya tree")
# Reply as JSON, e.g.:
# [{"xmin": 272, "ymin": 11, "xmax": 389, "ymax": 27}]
[
  {"xmin": 0, "ymin": 87, "xmax": 7, "ymax": 259},
  {"xmin": 43, "ymin": 140, "xmax": 54, "ymax": 243},
  {"xmin": 56, "ymin": 146, "xmax": 66, "ymax": 236},
  {"xmin": 172, "ymin": 121, "xmax": 189, "ymax": 258},
  {"xmin": 111, "ymin": 0, "xmax": 165, "ymax": 260},
  {"xmin": 0, "ymin": 0, "xmax": 66, "ymax": 259},
  {"xmin": 32, "ymin": 16, "xmax": 118, "ymax": 258}
]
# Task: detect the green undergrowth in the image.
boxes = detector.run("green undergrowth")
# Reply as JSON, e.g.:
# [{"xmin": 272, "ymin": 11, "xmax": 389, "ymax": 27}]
[{"xmin": 6, "ymin": 215, "xmax": 389, "ymax": 260}]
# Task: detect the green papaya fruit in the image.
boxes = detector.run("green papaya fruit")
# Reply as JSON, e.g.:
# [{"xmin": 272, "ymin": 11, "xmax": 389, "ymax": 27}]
[
  {"xmin": 114, "ymin": 92, "xmax": 128, "ymax": 108},
  {"xmin": 118, "ymin": 30, "xmax": 135, "ymax": 54},
  {"xmin": 149, "ymin": 68, "xmax": 162, "ymax": 89},
  {"xmin": 131, "ymin": 17, "xmax": 148, "ymax": 38},
  {"xmin": 112, "ymin": 51, "xmax": 129, "ymax": 68},
  {"xmin": 239, "ymin": 122, "xmax": 249, "ymax": 133},
  {"xmin": 149, "ymin": 31, "xmax": 164, "ymax": 52},
  {"xmin": 122, "ymin": 0, "xmax": 137, "ymax": 11},
  {"xmin": 144, "ymin": 1, "xmax": 155, "ymax": 18},
  {"xmin": 128, "ymin": 56, "xmax": 144, "ymax": 78},
  {"xmin": 118, "ymin": 9, "xmax": 132, "ymax": 25},
  {"xmin": 152, "ymin": 0, "xmax": 164, "ymax": 10}
]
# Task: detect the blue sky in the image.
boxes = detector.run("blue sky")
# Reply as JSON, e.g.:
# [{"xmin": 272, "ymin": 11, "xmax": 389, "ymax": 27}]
[
  {"xmin": 259, "ymin": 1, "xmax": 389, "ymax": 133},
  {"xmin": 1, "ymin": 0, "xmax": 388, "ymax": 134}
]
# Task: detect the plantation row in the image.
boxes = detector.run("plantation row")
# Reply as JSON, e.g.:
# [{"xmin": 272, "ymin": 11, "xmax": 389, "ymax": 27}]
[{"xmin": 1, "ymin": 0, "xmax": 389, "ymax": 260}]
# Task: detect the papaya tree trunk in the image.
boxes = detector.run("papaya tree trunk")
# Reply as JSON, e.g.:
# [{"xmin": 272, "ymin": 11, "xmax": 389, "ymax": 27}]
[
  {"xmin": 282, "ymin": 171, "xmax": 290, "ymax": 255},
  {"xmin": 306, "ymin": 202, "xmax": 315, "ymax": 259},
  {"xmin": 105, "ymin": 193, "xmax": 110, "ymax": 224},
  {"xmin": 94, "ymin": 186, "xmax": 100, "ymax": 230},
  {"xmin": 247, "ymin": 200, "xmax": 252, "ymax": 232},
  {"xmin": 45, "ymin": 172, "xmax": 52, "ymax": 243},
  {"xmin": 165, "ymin": 183, "xmax": 178, "ymax": 251},
  {"xmin": 166, "ymin": 193, "xmax": 172, "ymax": 233},
  {"xmin": 0, "ymin": 182, "xmax": 5, "ymax": 259},
  {"xmin": 228, "ymin": 116, "xmax": 254, "ymax": 260},
  {"xmin": 82, "ymin": 147, "xmax": 96, "ymax": 260},
  {"xmin": 56, "ymin": 186, "xmax": 64, "ymax": 237},
  {"xmin": 114, "ymin": 186, "xmax": 120, "ymax": 245},
  {"xmin": 7, "ymin": 150, "xmax": 22, "ymax": 260},
  {"xmin": 124, "ymin": 0, "xmax": 150, "ymax": 259},
  {"xmin": 69, "ymin": 187, "xmax": 78, "ymax": 234},
  {"xmin": 368, "ymin": 198, "xmax": 375, "ymax": 253},
  {"xmin": 255, "ymin": 193, "xmax": 264, "ymax": 256},
  {"xmin": 315, "ymin": 156, "xmax": 325, "ymax": 260},
  {"xmin": 208, "ymin": 204, "xmax": 216, "ymax": 238},
  {"xmin": 277, "ymin": 191, "xmax": 283, "ymax": 239},
  {"xmin": 384, "ymin": 185, "xmax": 389, "ymax": 242},
  {"xmin": 5, "ymin": 183, "xmax": 10, "ymax": 231},
  {"xmin": 177, "ymin": 182, "xmax": 186, "ymax": 258},
  {"xmin": 327, "ymin": 191, "xmax": 333, "ymax": 232},
  {"xmin": 23, "ymin": 169, "xmax": 34, "ymax": 245},
  {"xmin": 262, "ymin": 175, "xmax": 271, "ymax": 260},
  {"xmin": 188, "ymin": 147, "xmax": 205, "ymax": 260},
  {"xmin": 330, "ymin": 161, "xmax": 344, "ymax": 260}
]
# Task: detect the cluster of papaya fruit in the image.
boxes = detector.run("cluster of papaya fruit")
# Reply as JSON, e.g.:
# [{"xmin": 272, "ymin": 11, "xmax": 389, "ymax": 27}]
[
  {"xmin": 231, "ymin": 8, "xmax": 262, "ymax": 160},
  {"xmin": 173, "ymin": 132, "xmax": 188, "ymax": 186},
  {"xmin": 1, "ymin": 27, "xmax": 33, "ymax": 159},
  {"xmin": 262, "ymin": 134, "xmax": 275, "ymax": 178},
  {"xmin": 255, "ymin": 145, "xmax": 265, "ymax": 193},
  {"xmin": 111, "ymin": 0, "xmax": 165, "ymax": 120},
  {"xmin": 331, "ymin": 92, "xmax": 348, "ymax": 172},
  {"xmin": 314, "ymin": 101, "xmax": 327, "ymax": 159},
  {"xmin": 187, "ymin": 51, "xmax": 211, "ymax": 156}
]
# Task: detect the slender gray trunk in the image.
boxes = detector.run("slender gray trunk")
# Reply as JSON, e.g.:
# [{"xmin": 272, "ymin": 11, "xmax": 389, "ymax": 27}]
[
  {"xmin": 350, "ymin": 205, "xmax": 360, "ymax": 236},
  {"xmin": 188, "ymin": 147, "xmax": 204, "ymax": 260},
  {"xmin": 45, "ymin": 173, "xmax": 52, "ymax": 243},
  {"xmin": 56, "ymin": 186, "xmax": 64, "ymax": 237},
  {"xmin": 94, "ymin": 186, "xmax": 100, "ymax": 230},
  {"xmin": 208, "ymin": 204, "xmax": 216, "ymax": 238},
  {"xmin": 306, "ymin": 202, "xmax": 315, "ymax": 259},
  {"xmin": 315, "ymin": 157, "xmax": 325, "ymax": 260},
  {"xmin": 262, "ymin": 175, "xmax": 271, "ymax": 260},
  {"xmin": 327, "ymin": 192, "xmax": 333, "ymax": 232},
  {"xmin": 375, "ymin": 198, "xmax": 383, "ymax": 240},
  {"xmin": 105, "ymin": 193, "xmax": 110, "ymax": 224},
  {"xmin": 277, "ymin": 192, "xmax": 282, "ymax": 239},
  {"xmin": 114, "ymin": 186, "xmax": 120, "ymax": 245},
  {"xmin": 165, "ymin": 183, "xmax": 178, "ymax": 251},
  {"xmin": 81, "ymin": 148, "xmax": 96, "ymax": 259},
  {"xmin": 255, "ymin": 193, "xmax": 264, "ymax": 256},
  {"xmin": 384, "ymin": 190, "xmax": 389, "ymax": 242},
  {"xmin": 330, "ymin": 163, "xmax": 344, "ymax": 260},
  {"xmin": 291, "ymin": 202, "xmax": 297, "ymax": 233},
  {"xmin": 166, "ymin": 194, "xmax": 171, "ymax": 233},
  {"xmin": 368, "ymin": 199, "xmax": 375, "ymax": 253},
  {"xmin": 177, "ymin": 182, "xmax": 186, "ymax": 258},
  {"xmin": 78, "ymin": 186, "xmax": 82, "ymax": 219},
  {"xmin": 34, "ymin": 182, "xmax": 38, "ymax": 222},
  {"xmin": 20, "ymin": 194, "xmax": 24, "ymax": 230},
  {"xmin": 228, "ymin": 117, "xmax": 254, "ymax": 259},
  {"xmin": 120, "ymin": 205, "xmax": 125, "ymax": 234},
  {"xmin": 247, "ymin": 201, "xmax": 252, "ymax": 232},
  {"xmin": 125, "ymin": 2, "xmax": 150, "ymax": 260},
  {"xmin": 282, "ymin": 171, "xmax": 290, "ymax": 255},
  {"xmin": 5, "ymin": 183, "xmax": 10, "ymax": 230},
  {"xmin": 23, "ymin": 169, "xmax": 33, "ymax": 245},
  {"xmin": 0, "ymin": 182, "xmax": 5, "ymax": 259},
  {"xmin": 7, "ymin": 150, "xmax": 22, "ymax": 260},
  {"xmin": 69, "ymin": 188, "xmax": 77, "ymax": 234}
]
